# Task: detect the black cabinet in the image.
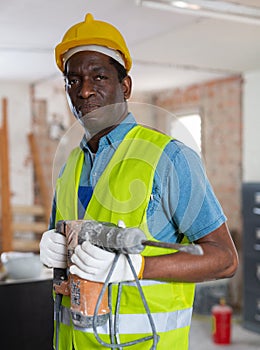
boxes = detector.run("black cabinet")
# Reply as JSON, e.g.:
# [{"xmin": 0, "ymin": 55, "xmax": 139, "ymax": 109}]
[
  {"xmin": 0, "ymin": 278, "xmax": 53, "ymax": 350},
  {"xmin": 242, "ymin": 183, "xmax": 260, "ymax": 334}
]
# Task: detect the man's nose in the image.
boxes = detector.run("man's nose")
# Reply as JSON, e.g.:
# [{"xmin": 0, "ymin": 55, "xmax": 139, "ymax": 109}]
[{"xmin": 79, "ymin": 78, "xmax": 95, "ymax": 98}]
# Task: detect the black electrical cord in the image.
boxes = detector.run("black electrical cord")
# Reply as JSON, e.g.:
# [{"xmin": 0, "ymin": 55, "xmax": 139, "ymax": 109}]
[{"xmin": 92, "ymin": 253, "xmax": 160, "ymax": 349}]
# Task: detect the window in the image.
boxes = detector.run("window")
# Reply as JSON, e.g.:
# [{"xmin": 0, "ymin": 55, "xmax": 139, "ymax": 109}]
[{"xmin": 170, "ymin": 113, "xmax": 201, "ymax": 154}]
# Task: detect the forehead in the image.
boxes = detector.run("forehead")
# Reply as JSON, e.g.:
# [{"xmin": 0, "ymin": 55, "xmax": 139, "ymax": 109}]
[{"xmin": 65, "ymin": 51, "xmax": 112, "ymax": 73}]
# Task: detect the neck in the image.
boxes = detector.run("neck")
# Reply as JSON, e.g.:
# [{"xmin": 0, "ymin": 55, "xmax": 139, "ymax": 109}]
[
  {"xmin": 87, "ymin": 125, "xmax": 116, "ymax": 153},
  {"xmin": 86, "ymin": 107, "xmax": 129, "ymax": 153}
]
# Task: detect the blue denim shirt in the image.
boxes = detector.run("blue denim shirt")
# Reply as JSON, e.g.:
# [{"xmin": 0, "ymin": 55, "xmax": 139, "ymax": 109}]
[{"xmin": 50, "ymin": 113, "xmax": 226, "ymax": 243}]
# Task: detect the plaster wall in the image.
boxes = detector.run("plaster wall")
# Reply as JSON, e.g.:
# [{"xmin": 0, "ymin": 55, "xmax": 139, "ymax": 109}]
[{"xmin": 0, "ymin": 82, "xmax": 33, "ymax": 205}]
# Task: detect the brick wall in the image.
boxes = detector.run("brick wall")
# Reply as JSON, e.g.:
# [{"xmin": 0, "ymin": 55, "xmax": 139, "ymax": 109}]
[{"xmin": 143, "ymin": 76, "xmax": 243, "ymax": 237}]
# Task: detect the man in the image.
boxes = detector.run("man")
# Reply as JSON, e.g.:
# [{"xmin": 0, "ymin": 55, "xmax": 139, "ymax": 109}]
[{"xmin": 40, "ymin": 13, "xmax": 238, "ymax": 349}]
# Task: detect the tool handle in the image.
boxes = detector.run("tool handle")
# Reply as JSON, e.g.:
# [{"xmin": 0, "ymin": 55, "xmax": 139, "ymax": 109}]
[
  {"xmin": 53, "ymin": 221, "xmax": 70, "ymax": 295},
  {"xmin": 141, "ymin": 240, "xmax": 203, "ymax": 255}
]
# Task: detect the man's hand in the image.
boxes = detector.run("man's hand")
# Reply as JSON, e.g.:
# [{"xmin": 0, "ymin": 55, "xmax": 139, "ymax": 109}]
[
  {"xmin": 70, "ymin": 241, "xmax": 144, "ymax": 283},
  {"xmin": 39, "ymin": 229, "xmax": 67, "ymax": 269}
]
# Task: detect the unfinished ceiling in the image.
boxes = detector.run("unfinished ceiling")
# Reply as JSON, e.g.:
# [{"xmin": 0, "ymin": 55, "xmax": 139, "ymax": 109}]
[{"xmin": 0, "ymin": 0, "xmax": 260, "ymax": 91}]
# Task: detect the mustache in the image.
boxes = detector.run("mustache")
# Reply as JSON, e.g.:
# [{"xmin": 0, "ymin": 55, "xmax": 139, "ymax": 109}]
[
  {"xmin": 78, "ymin": 102, "xmax": 127, "ymax": 117},
  {"xmin": 76, "ymin": 102, "xmax": 128, "ymax": 137},
  {"xmin": 78, "ymin": 103, "xmax": 100, "ymax": 113}
]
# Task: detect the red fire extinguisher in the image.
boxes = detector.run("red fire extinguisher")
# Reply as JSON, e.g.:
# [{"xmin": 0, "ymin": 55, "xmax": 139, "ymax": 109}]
[{"xmin": 212, "ymin": 298, "xmax": 232, "ymax": 344}]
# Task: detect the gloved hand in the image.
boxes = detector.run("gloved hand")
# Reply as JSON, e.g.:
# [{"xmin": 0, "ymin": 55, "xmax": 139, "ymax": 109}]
[
  {"xmin": 39, "ymin": 229, "xmax": 67, "ymax": 269},
  {"xmin": 70, "ymin": 241, "xmax": 144, "ymax": 283}
]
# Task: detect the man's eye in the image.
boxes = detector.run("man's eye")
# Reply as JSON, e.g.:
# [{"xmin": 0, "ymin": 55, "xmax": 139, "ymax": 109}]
[
  {"xmin": 95, "ymin": 75, "xmax": 107, "ymax": 81},
  {"xmin": 71, "ymin": 78, "xmax": 80, "ymax": 85},
  {"xmin": 66, "ymin": 78, "xmax": 80, "ymax": 87}
]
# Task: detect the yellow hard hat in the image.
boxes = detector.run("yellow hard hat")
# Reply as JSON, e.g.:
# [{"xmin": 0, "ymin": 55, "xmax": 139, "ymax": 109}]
[{"xmin": 55, "ymin": 13, "xmax": 132, "ymax": 72}]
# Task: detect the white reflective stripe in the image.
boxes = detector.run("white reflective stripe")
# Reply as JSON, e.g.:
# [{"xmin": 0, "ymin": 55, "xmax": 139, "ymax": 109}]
[
  {"xmin": 56, "ymin": 306, "xmax": 192, "ymax": 334},
  {"xmin": 122, "ymin": 280, "xmax": 167, "ymax": 287}
]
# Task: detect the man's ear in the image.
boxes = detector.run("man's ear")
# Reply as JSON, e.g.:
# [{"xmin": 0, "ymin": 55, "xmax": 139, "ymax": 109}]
[{"xmin": 122, "ymin": 75, "xmax": 132, "ymax": 100}]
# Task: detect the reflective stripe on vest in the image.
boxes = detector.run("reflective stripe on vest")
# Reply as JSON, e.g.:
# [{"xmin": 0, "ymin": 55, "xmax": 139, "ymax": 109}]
[
  {"xmin": 55, "ymin": 304, "xmax": 193, "ymax": 334},
  {"xmin": 55, "ymin": 125, "xmax": 195, "ymax": 349}
]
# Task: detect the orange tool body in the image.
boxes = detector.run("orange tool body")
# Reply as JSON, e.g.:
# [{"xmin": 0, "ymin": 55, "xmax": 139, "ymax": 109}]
[{"xmin": 54, "ymin": 220, "xmax": 110, "ymax": 328}]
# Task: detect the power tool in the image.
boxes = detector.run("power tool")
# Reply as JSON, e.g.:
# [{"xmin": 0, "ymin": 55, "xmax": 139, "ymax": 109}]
[
  {"xmin": 53, "ymin": 219, "xmax": 203, "ymax": 348},
  {"xmin": 54, "ymin": 220, "xmax": 149, "ymax": 327}
]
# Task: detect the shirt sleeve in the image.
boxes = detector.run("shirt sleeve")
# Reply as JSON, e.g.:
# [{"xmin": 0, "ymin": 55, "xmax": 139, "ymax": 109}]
[{"xmin": 159, "ymin": 140, "xmax": 226, "ymax": 242}]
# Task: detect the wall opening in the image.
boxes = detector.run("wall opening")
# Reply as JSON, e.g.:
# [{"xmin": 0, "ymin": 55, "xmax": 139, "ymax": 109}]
[{"xmin": 170, "ymin": 113, "xmax": 201, "ymax": 154}]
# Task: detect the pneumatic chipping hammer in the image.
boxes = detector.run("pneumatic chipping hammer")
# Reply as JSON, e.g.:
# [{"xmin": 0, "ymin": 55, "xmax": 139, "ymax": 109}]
[
  {"xmin": 53, "ymin": 219, "xmax": 203, "ymax": 348},
  {"xmin": 54, "ymin": 220, "xmax": 203, "ymax": 327}
]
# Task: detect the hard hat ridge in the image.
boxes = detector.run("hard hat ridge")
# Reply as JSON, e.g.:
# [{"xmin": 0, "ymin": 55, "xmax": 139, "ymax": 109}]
[{"xmin": 55, "ymin": 13, "xmax": 132, "ymax": 72}]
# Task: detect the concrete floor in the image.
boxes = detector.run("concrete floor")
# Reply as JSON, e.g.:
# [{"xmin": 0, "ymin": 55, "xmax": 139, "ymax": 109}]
[{"xmin": 189, "ymin": 314, "xmax": 260, "ymax": 350}]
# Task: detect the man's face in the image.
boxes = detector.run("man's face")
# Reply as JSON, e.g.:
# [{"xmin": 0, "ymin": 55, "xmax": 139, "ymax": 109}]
[{"xmin": 64, "ymin": 51, "xmax": 131, "ymax": 136}]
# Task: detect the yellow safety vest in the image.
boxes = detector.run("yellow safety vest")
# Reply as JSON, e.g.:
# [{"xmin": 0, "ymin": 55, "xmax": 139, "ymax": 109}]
[{"xmin": 55, "ymin": 125, "xmax": 195, "ymax": 349}]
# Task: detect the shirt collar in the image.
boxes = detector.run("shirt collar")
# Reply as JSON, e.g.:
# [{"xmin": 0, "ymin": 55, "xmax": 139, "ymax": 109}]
[{"xmin": 80, "ymin": 112, "xmax": 137, "ymax": 153}]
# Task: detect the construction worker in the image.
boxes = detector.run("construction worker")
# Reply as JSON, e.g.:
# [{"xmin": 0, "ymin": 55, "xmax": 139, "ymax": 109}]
[{"xmin": 39, "ymin": 13, "xmax": 238, "ymax": 349}]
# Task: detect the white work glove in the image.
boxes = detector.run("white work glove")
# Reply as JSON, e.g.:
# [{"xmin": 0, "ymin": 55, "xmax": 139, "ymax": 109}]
[
  {"xmin": 70, "ymin": 241, "xmax": 144, "ymax": 283},
  {"xmin": 39, "ymin": 229, "xmax": 67, "ymax": 269}
]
